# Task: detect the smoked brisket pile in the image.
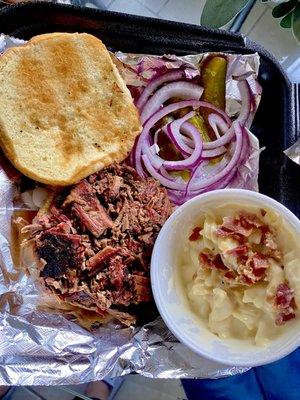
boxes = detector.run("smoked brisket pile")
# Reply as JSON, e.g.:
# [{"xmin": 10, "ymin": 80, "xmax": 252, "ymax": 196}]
[{"xmin": 22, "ymin": 164, "xmax": 172, "ymax": 325}]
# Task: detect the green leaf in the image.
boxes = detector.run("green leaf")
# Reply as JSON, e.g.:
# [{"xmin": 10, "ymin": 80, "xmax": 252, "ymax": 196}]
[
  {"xmin": 280, "ymin": 10, "xmax": 293, "ymax": 28},
  {"xmin": 201, "ymin": 0, "xmax": 251, "ymax": 28},
  {"xmin": 272, "ymin": 0, "xmax": 298, "ymax": 19},
  {"xmin": 292, "ymin": 4, "xmax": 300, "ymax": 43}
]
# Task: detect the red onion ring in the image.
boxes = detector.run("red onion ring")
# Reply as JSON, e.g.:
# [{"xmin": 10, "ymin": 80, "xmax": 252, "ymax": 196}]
[
  {"xmin": 141, "ymin": 121, "xmax": 244, "ymax": 191},
  {"xmin": 187, "ymin": 121, "xmax": 243, "ymax": 190},
  {"xmin": 163, "ymin": 124, "xmax": 203, "ymax": 170},
  {"xmin": 134, "ymin": 99, "xmax": 231, "ymax": 176},
  {"xmin": 207, "ymin": 113, "xmax": 230, "ymax": 138},
  {"xmin": 136, "ymin": 69, "xmax": 185, "ymax": 111},
  {"xmin": 236, "ymin": 79, "xmax": 252, "ymax": 127},
  {"xmin": 146, "ymin": 119, "xmax": 204, "ymax": 171},
  {"xmin": 140, "ymin": 81, "xmax": 204, "ymax": 124},
  {"xmin": 167, "ymin": 168, "xmax": 237, "ymax": 205},
  {"xmin": 202, "ymin": 146, "xmax": 227, "ymax": 159},
  {"xmin": 142, "ymin": 154, "xmax": 186, "ymax": 190},
  {"xmin": 181, "ymin": 122, "xmax": 234, "ymax": 150},
  {"xmin": 162, "ymin": 111, "xmax": 196, "ymax": 157}
]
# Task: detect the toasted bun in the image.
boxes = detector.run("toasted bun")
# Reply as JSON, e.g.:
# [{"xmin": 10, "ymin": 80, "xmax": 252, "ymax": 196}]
[{"xmin": 0, "ymin": 33, "xmax": 141, "ymax": 185}]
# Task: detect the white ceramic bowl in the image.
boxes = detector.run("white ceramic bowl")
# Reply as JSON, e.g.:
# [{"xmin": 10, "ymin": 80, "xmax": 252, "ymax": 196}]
[{"xmin": 151, "ymin": 189, "xmax": 300, "ymax": 367}]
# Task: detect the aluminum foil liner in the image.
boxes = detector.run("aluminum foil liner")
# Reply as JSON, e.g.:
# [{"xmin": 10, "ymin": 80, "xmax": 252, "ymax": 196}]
[
  {"xmin": 285, "ymin": 139, "xmax": 300, "ymax": 165},
  {"xmin": 0, "ymin": 34, "xmax": 262, "ymax": 385}
]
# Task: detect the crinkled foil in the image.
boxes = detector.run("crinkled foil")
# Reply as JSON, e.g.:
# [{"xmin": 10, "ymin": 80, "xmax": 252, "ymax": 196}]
[
  {"xmin": 0, "ymin": 34, "xmax": 262, "ymax": 385},
  {"xmin": 284, "ymin": 139, "xmax": 300, "ymax": 165}
]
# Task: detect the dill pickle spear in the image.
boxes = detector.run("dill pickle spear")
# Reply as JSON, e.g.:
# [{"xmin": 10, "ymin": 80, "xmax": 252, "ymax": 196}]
[
  {"xmin": 170, "ymin": 169, "xmax": 190, "ymax": 182},
  {"xmin": 201, "ymin": 56, "xmax": 227, "ymax": 110},
  {"xmin": 188, "ymin": 113, "xmax": 211, "ymax": 143},
  {"xmin": 200, "ymin": 56, "xmax": 227, "ymax": 140}
]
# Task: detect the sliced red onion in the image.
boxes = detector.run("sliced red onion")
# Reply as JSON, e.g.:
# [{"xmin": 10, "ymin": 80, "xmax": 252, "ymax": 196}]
[
  {"xmin": 134, "ymin": 99, "xmax": 231, "ymax": 176},
  {"xmin": 160, "ymin": 166, "xmax": 177, "ymax": 181},
  {"xmin": 247, "ymin": 74, "xmax": 262, "ymax": 96},
  {"xmin": 168, "ymin": 159, "xmax": 238, "ymax": 205},
  {"xmin": 193, "ymin": 157, "xmax": 228, "ymax": 179},
  {"xmin": 208, "ymin": 113, "xmax": 230, "ymax": 138},
  {"xmin": 145, "ymin": 111, "xmax": 204, "ymax": 171},
  {"xmin": 237, "ymin": 125, "xmax": 251, "ymax": 164},
  {"xmin": 140, "ymin": 81, "xmax": 204, "ymax": 124},
  {"xmin": 164, "ymin": 127, "xmax": 194, "ymax": 156},
  {"xmin": 163, "ymin": 126, "xmax": 203, "ymax": 170},
  {"xmin": 202, "ymin": 146, "xmax": 227, "ymax": 159},
  {"xmin": 167, "ymin": 168, "xmax": 237, "ymax": 205},
  {"xmin": 181, "ymin": 122, "xmax": 234, "ymax": 150},
  {"xmin": 162, "ymin": 111, "xmax": 196, "ymax": 156},
  {"xmin": 146, "ymin": 145, "xmax": 164, "ymax": 170},
  {"xmin": 141, "ymin": 121, "xmax": 243, "ymax": 191},
  {"xmin": 186, "ymin": 121, "xmax": 243, "ymax": 191},
  {"xmin": 142, "ymin": 154, "xmax": 186, "ymax": 190},
  {"xmin": 136, "ymin": 69, "xmax": 185, "ymax": 111},
  {"xmin": 236, "ymin": 79, "xmax": 252, "ymax": 127},
  {"xmin": 129, "ymin": 136, "xmax": 138, "ymax": 169}
]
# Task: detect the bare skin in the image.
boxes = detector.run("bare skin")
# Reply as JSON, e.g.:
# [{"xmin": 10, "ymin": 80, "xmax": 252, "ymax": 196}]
[
  {"xmin": 85, "ymin": 381, "xmax": 110, "ymax": 400},
  {"xmin": 0, "ymin": 387, "xmax": 9, "ymax": 398}
]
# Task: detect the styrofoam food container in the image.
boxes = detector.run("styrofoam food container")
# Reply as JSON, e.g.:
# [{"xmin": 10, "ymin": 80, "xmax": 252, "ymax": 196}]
[{"xmin": 151, "ymin": 189, "xmax": 300, "ymax": 367}]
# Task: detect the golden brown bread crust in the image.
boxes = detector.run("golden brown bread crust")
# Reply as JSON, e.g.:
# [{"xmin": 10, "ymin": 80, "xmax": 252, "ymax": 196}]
[{"xmin": 0, "ymin": 32, "xmax": 141, "ymax": 185}]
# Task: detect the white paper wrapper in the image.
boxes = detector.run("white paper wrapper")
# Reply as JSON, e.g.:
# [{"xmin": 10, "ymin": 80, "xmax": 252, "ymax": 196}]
[{"xmin": 0, "ymin": 34, "xmax": 262, "ymax": 385}]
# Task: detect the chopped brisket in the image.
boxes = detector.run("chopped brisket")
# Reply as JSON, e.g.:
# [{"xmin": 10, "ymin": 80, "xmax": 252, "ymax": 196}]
[
  {"xmin": 65, "ymin": 180, "xmax": 114, "ymax": 237},
  {"xmin": 63, "ymin": 291, "xmax": 97, "ymax": 309},
  {"xmin": 37, "ymin": 232, "xmax": 84, "ymax": 279},
  {"xmin": 23, "ymin": 163, "xmax": 172, "ymax": 325},
  {"xmin": 132, "ymin": 275, "xmax": 151, "ymax": 302},
  {"xmin": 72, "ymin": 203, "xmax": 113, "ymax": 237},
  {"xmin": 86, "ymin": 246, "xmax": 120, "ymax": 271},
  {"xmin": 64, "ymin": 180, "xmax": 101, "ymax": 210}
]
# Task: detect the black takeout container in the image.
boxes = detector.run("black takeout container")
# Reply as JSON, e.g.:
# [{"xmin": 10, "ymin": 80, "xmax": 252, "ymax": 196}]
[{"xmin": 0, "ymin": 2, "xmax": 299, "ymax": 216}]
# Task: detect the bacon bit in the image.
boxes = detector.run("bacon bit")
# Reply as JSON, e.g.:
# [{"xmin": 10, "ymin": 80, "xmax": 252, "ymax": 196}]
[
  {"xmin": 275, "ymin": 283, "xmax": 296, "ymax": 326},
  {"xmin": 214, "ymin": 254, "xmax": 227, "ymax": 270},
  {"xmin": 280, "ymin": 312, "xmax": 296, "ymax": 323},
  {"xmin": 222, "ymin": 216, "xmax": 252, "ymax": 237},
  {"xmin": 263, "ymin": 231, "xmax": 278, "ymax": 251},
  {"xmin": 199, "ymin": 252, "xmax": 210, "ymax": 266},
  {"xmin": 215, "ymin": 227, "xmax": 244, "ymax": 243},
  {"xmin": 216, "ymin": 213, "xmax": 264, "ymax": 241},
  {"xmin": 224, "ymin": 271, "xmax": 236, "ymax": 280},
  {"xmin": 199, "ymin": 252, "xmax": 227, "ymax": 271},
  {"xmin": 275, "ymin": 283, "xmax": 294, "ymax": 308},
  {"xmin": 260, "ymin": 209, "xmax": 267, "ymax": 217},
  {"xmin": 239, "ymin": 212, "xmax": 262, "ymax": 228},
  {"xmin": 239, "ymin": 253, "xmax": 269, "ymax": 285},
  {"xmin": 189, "ymin": 227, "xmax": 202, "ymax": 241},
  {"xmin": 252, "ymin": 254, "xmax": 269, "ymax": 270},
  {"xmin": 241, "ymin": 275, "xmax": 254, "ymax": 286},
  {"xmin": 226, "ymin": 245, "xmax": 249, "ymax": 257},
  {"xmin": 252, "ymin": 267, "xmax": 266, "ymax": 278},
  {"xmin": 276, "ymin": 311, "xmax": 295, "ymax": 326}
]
